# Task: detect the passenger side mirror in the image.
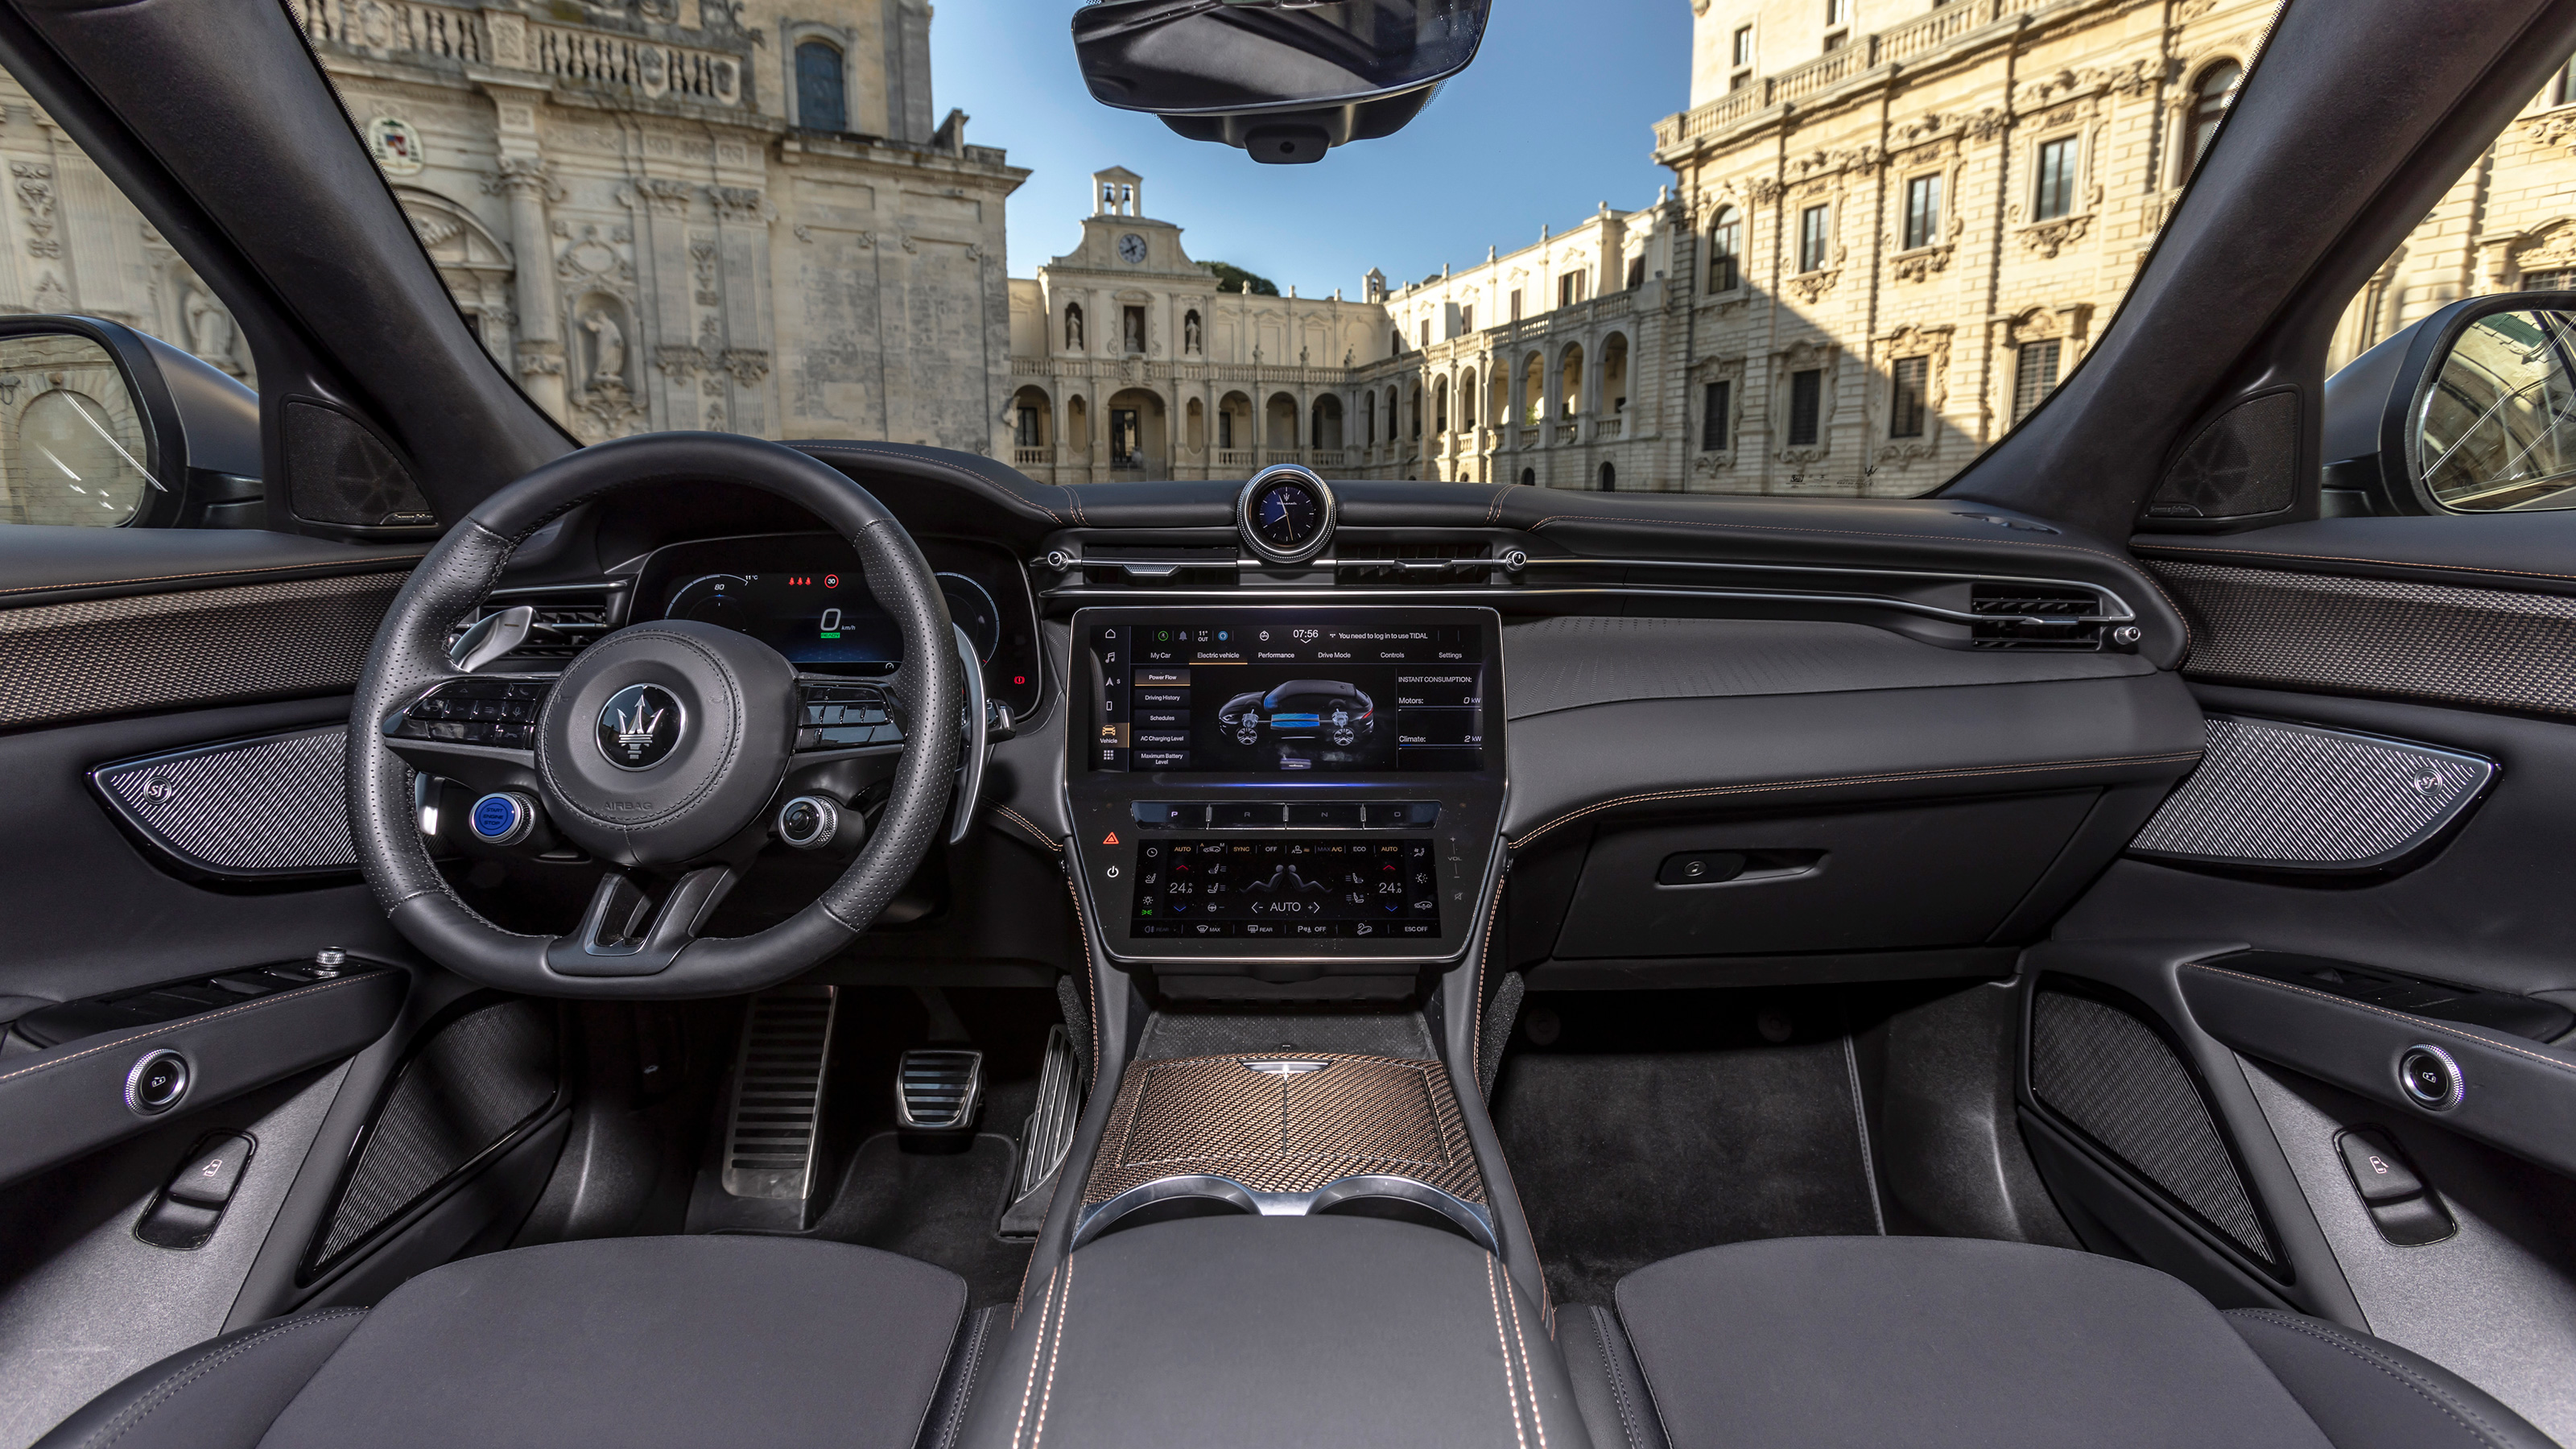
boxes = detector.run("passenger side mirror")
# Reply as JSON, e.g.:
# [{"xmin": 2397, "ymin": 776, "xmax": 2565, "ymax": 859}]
[
  {"xmin": 1072, "ymin": 0, "xmax": 1490, "ymax": 164},
  {"xmin": 2322, "ymin": 291, "xmax": 2576, "ymax": 515},
  {"xmin": 0, "ymin": 315, "xmax": 262, "ymax": 529}
]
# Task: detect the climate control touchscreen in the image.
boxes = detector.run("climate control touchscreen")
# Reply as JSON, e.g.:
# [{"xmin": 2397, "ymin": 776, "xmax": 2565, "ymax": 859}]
[
  {"xmin": 1088, "ymin": 616, "xmax": 1484, "ymax": 772},
  {"xmin": 1132, "ymin": 839, "xmax": 1439, "ymax": 939}
]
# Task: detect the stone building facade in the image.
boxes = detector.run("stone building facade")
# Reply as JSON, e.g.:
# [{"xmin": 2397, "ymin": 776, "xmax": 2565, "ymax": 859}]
[{"xmin": 0, "ymin": 0, "xmax": 1029, "ymax": 455}]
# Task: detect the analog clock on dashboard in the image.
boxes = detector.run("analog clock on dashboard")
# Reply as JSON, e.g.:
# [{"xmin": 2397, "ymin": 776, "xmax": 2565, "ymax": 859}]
[{"xmin": 1237, "ymin": 464, "xmax": 1335, "ymax": 565}]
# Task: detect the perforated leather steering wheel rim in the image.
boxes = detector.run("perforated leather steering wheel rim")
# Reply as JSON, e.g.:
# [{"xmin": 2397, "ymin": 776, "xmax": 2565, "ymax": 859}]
[{"xmin": 346, "ymin": 431, "xmax": 962, "ymax": 998}]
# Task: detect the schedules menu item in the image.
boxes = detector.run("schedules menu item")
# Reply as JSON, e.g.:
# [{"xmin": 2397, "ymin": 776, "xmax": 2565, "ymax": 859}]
[{"xmin": 1090, "ymin": 617, "xmax": 1484, "ymax": 773}]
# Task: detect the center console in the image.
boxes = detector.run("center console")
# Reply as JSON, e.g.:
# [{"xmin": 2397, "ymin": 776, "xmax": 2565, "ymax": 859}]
[{"xmin": 1063, "ymin": 606, "xmax": 1506, "ymax": 985}]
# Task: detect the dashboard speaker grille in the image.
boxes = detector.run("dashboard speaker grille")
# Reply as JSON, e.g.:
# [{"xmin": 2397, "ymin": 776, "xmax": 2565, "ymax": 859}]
[
  {"xmin": 2029, "ymin": 985, "xmax": 2271, "ymax": 1265},
  {"xmin": 91, "ymin": 726, "xmax": 354, "ymax": 880},
  {"xmin": 310, "ymin": 998, "xmax": 559, "ymax": 1273},
  {"xmin": 2148, "ymin": 391, "xmax": 2297, "ymax": 520},
  {"xmin": 2130, "ymin": 715, "xmax": 2491, "ymax": 870}
]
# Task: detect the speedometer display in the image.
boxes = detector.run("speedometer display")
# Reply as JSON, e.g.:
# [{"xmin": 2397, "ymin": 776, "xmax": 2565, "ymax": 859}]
[{"xmin": 662, "ymin": 569, "xmax": 901, "ymax": 667}]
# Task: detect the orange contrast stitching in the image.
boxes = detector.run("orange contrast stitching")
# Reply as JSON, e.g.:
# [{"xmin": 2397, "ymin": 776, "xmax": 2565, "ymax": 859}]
[
  {"xmin": 0, "ymin": 973, "xmax": 382, "ymax": 1088},
  {"xmin": 1484, "ymin": 1255, "xmax": 1531, "ymax": 1449},
  {"xmin": 1009, "ymin": 1268, "xmax": 1057, "ymax": 1447},
  {"xmin": 2187, "ymin": 964, "xmax": 2576, "ymax": 1080},
  {"xmin": 1030, "ymin": 1256, "xmax": 1071, "ymax": 1449}
]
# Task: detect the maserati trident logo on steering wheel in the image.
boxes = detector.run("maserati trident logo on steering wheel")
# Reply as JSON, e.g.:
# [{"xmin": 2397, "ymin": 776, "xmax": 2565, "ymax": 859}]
[{"xmin": 597, "ymin": 684, "xmax": 684, "ymax": 770}]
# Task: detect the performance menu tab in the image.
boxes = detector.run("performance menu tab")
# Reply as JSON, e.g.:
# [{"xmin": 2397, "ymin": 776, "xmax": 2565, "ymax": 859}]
[{"xmin": 1090, "ymin": 615, "xmax": 1486, "ymax": 774}]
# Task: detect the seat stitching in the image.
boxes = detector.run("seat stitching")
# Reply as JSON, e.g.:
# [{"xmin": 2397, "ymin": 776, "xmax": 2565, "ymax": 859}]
[
  {"xmin": 935, "ymin": 1309, "xmax": 993, "ymax": 1449},
  {"xmin": 0, "ymin": 557, "xmax": 427, "ymax": 598},
  {"xmin": 1009, "ymin": 1268, "xmax": 1056, "ymax": 1449},
  {"xmin": 1504, "ymin": 1265, "xmax": 1550, "ymax": 1449},
  {"xmin": 1484, "ymin": 1256, "xmax": 1531, "ymax": 1449},
  {"xmin": 2143, "ymin": 539, "xmax": 2576, "ymax": 582},
  {"xmin": 0, "ymin": 974, "xmax": 382, "ymax": 1088},
  {"xmin": 76, "ymin": 1307, "xmax": 369, "ymax": 1449},
  {"xmin": 1610, "ymin": 1288, "xmax": 1687, "ymax": 1449},
  {"xmin": 2235, "ymin": 1310, "xmax": 2520, "ymax": 1449},
  {"xmin": 1589, "ymin": 1305, "xmax": 1645, "ymax": 1449},
  {"xmin": 1029, "ymin": 1256, "xmax": 1071, "ymax": 1449},
  {"xmin": 1522, "ymin": 512, "xmax": 2194, "ymax": 650},
  {"xmin": 2187, "ymin": 964, "xmax": 2576, "ymax": 1080},
  {"xmin": 1507, "ymin": 751, "xmax": 2202, "ymax": 850}
]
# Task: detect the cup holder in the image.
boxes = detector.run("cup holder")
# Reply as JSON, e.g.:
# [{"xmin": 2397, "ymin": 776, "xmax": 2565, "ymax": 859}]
[{"xmin": 1073, "ymin": 1171, "xmax": 1496, "ymax": 1251}]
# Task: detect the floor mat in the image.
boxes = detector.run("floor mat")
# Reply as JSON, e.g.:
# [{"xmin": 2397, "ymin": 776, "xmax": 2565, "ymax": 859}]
[
  {"xmin": 796, "ymin": 1131, "xmax": 1032, "ymax": 1309},
  {"xmin": 1495, "ymin": 1039, "xmax": 1883, "ymax": 1310}
]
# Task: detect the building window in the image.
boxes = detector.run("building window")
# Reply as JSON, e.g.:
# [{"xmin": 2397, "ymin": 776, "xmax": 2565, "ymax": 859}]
[
  {"xmin": 1063, "ymin": 303, "xmax": 1084, "ymax": 351},
  {"xmin": 1220, "ymin": 409, "xmax": 1234, "ymax": 449},
  {"xmin": 2033, "ymin": 137, "xmax": 2078, "ymax": 222},
  {"xmin": 2524, "ymin": 269, "xmax": 2576, "ymax": 291},
  {"xmin": 1826, "ymin": 0, "xmax": 1848, "ymax": 23},
  {"xmin": 1788, "ymin": 368, "xmax": 1823, "ymax": 446},
  {"xmin": 1558, "ymin": 271, "xmax": 1588, "ymax": 307},
  {"xmin": 1391, "ymin": 328, "xmax": 1404, "ymax": 355},
  {"xmin": 1902, "ymin": 173, "xmax": 1942, "ymax": 251},
  {"xmin": 1598, "ymin": 462, "xmax": 1616, "ymax": 491},
  {"xmin": 1122, "ymin": 305, "xmax": 1146, "ymax": 355},
  {"xmin": 1890, "ymin": 356, "xmax": 1929, "ymax": 438},
  {"xmin": 1420, "ymin": 319, "xmax": 1432, "ymax": 347},
  {"xmin": 795, "ymin": 40, "xmax": 847, "ymax": 134},
  {"xmin": 1731, "ymin": 70, "xmax": 1752, "ymax": 93},
  {"xmin": 1709, "ymin": 206, "xmax": 1741, "ymax": 292},
  {"xmin": 1626, "ymin": 256, "xmax": 1645, "ymax": 290},
  {"xmin": 1823, "ymin": 30, "xmax": 1847, "ymax": 52},
  {"xmin": 1519, "ymin": 467, "xmax": 1536, "ymax": 486},
  {"xmin": 2013, "ymin": 339, "xmax": 2062, "ymax": 423},
  {"xmin": 1015, "ymin": 407, "xmax": 1041, "ymax": 447},
  {"xmin": 1509, "ymin": 288, "xmax": 1523, "ymax": 321},
  {"xmin": 1460, "ymin": 304, "xmax": 1474, "ymax": 332},
  {"xmin": 2183, "ymin": 62, "xmax": 2244, "ymax": 179},
  {"xmin": 1700, "ymin": 379, "xmax": 1732, "ymax": 452},
  {"xmin": 2555, "ymin": 56, "xmax": 2576, "ymax": 107},
  {"xmin": 1798, "ymin": 204, "xmax": 1830, "ymax": 273},
  {"xmin": 1732, "ymin": 24, "xmax": 1752, "ymax": 66}
]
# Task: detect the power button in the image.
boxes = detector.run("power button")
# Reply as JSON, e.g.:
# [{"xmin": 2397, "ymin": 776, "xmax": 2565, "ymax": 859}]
[{"xmin": 2397, "ymin": 1044, "xmax": 2464, "ymax": 1112}]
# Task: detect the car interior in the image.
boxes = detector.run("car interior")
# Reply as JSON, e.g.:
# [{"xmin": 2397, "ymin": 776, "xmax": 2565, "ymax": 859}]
[{"xmin": 5, "ymin": 0, "xmax": 2576, "ymax": 1446}]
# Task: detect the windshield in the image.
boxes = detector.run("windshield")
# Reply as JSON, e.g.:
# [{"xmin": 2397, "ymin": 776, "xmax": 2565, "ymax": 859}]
[{"xmin": 290, "ymin": 0, "xmax": 2318, "ymax": 497}]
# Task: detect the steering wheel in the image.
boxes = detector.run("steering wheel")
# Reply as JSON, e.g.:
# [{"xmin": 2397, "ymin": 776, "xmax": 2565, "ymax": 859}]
[{"xmin": 349, "ymin": 432, "xmax": 963, "ymax": 997}]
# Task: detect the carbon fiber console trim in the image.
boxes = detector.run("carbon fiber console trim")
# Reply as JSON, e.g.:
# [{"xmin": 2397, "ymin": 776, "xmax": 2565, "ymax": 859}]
[
  {"xmin": 0, "ymin": 571, "xmax": 407, "ymax": 729},
  {"xmin": 89, "ymin": 724, "xmax": 357, "ymax": 881},
  {"xmin": 2145, "ymin": 559, "xmax": 2576, "ymax": 716},
  {"xmin": 1083, "ymin": 1051, "xmax": 1484, "ymax": 1206},
  {"xmin": 2129, "ymin": 716, "xmax": 2492, "ymax": 872}
]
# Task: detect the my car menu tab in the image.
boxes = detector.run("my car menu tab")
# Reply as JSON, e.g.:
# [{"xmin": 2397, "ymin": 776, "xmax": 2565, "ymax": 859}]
[{"xmin": 1089, "ymin": 614, "xmax": 1485, "ymax": 773}]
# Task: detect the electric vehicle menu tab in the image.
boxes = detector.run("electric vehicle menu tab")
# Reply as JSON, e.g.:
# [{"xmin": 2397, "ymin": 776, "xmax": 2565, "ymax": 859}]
[{"xmin": 1089, "ymin": 617, "xmax": 1484, "ymax": 773}]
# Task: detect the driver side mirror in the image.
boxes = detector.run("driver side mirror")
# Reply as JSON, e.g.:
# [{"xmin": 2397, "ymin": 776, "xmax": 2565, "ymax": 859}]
[
  {"xmin": 0, "ymin": 315, "xmax": 262, "ymax": 528},
  {"xmin": 1072, "ymin": 0, "xmax": 1490, "ymax": 164},
  {"xmin": 2322, "ymin": 291, "xmax": 2576, "ymax": 515}
]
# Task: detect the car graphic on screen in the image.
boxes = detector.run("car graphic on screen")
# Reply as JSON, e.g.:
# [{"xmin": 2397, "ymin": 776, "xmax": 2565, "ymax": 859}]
[{"xmin": 1217, "ymin": 680, "xmax": 1376, "ymax": 748}]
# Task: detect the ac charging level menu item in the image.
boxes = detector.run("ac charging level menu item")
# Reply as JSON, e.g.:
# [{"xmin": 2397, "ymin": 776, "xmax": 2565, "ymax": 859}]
[
  {"xmin": 1133, "ymin": 839, "xmax": 1440, "ymax": 938},
  {"xmin": 1091, "ymin": 617, "xmax": 1484, "ymax": 772}
]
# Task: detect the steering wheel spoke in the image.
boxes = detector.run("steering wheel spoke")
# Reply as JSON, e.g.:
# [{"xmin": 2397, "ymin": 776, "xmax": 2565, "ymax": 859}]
[
  {"xmin": 547, "ymin": 865, "xmax": 739, "ymax": 977},
  {"xmin": 385, "ymin": 673, "xmax": 554, "ymax": 792}
]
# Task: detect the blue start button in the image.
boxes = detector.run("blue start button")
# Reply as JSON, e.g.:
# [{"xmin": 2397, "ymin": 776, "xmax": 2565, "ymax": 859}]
[{"xmin": 469, "ymin": 792, "xmax": 535, "ymax": 845}]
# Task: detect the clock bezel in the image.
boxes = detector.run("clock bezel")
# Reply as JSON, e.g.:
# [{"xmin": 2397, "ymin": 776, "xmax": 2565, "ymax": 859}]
[{"xmin": 1236, "ymin": 463, "xmax": 1335, "ymax": 566}]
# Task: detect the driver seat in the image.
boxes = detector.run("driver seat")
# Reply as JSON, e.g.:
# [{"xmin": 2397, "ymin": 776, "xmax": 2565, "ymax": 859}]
[{"xmin": 34, "ymin": 1236, "xmax": 974, "ymax": 1449}]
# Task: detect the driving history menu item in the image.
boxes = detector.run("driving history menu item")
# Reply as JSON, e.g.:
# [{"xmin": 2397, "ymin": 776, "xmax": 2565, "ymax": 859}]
[
  {"xmin": 1131, "ymin": 838, "xmax": 1440, "ymax": 939},
  {"xmin": 1088, "ymin": 615, "xmax": 1486, "ymax": 772}
]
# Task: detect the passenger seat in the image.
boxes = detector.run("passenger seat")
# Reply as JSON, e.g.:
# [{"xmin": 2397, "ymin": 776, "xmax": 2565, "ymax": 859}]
[{"xmin": 1558, "ymin": 1236, "xmax": 2556, "ymax": 1449}]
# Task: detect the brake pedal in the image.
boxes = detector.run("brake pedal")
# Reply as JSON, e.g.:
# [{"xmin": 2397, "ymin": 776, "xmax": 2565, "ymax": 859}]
[{"xmin": 896, "ymin": 1049, "xmax": 983, "ymax": 1133}]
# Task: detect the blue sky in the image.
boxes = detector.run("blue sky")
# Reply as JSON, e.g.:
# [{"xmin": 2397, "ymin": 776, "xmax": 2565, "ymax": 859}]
[{"xmin": 929, "ymin": 3, "xmax": 1694, "ymax": 297}]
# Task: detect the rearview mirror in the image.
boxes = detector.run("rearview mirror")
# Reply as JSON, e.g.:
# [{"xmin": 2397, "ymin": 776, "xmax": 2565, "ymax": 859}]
[
  {"xmin": 0, "ymin": 315, "xmax": 261, "ymax": 528},
  {"xmin": 2322, "ymin": 291, "xmax": 2576, "ymax": 515},
  {"xmin": 1072, "ymin": 0, "xmax": 1490, "ymax": 164}
]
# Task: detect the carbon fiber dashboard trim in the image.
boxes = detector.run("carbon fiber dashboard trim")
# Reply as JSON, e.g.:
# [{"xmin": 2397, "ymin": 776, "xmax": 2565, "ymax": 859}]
[
  {"xmin": 2128, "ymin": 716, "xmax": 2492, "ymax": 872},
  {"xmin": 1082, "ymin": 1051, "xmax": 1484, "ymax": 1206},
  {"xmin": 2145, "ymin": 559, "xmax": 2576, "ymax": 716},
  {"xmin": 0, "ymin": 572, "xmax": 407, "ymax": 729},
  {"xmin": 89, "ymin": 724, "xmax": 357, "ymax": 881}
]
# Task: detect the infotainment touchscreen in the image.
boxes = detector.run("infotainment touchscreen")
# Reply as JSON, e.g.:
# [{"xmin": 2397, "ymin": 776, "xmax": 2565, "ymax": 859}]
[{"xmin": 1086, "ymin": 614, "xmax": 1486, "ymax": 773}]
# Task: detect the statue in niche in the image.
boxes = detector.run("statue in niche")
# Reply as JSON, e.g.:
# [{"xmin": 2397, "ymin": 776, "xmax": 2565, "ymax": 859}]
[
  {"xmin": 1183, "ymin": 311, "xmax": 1202, "ymax": 356},
  {"xmin": 582, "ymin": 308, "xmax": 626, "ymax": 386},
  {"xmin": 185, "ymin": 290, "xmax": 238, "ymax": 375},
  {"xmin": 1064, "ymin": 303, "xmax": 1084, "ymax": 352}
]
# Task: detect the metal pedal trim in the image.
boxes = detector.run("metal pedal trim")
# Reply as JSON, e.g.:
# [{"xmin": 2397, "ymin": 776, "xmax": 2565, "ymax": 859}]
[
  {"xmin": 1018, "ymin": 1026, "xmax": 1082, "ymax": 1199},
  {"xmin": 719, "ymin": 987, "xmax": 836, "ymax": 1201},
  {"xmin": 896, "ymin": 1048, "xmax": 984, "ymax": 1131}
]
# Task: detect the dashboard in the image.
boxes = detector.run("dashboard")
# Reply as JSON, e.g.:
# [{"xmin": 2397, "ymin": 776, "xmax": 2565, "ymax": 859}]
[{"xmin": 630, "ymin": 534, "xmax": 1043, "ymax": 719}]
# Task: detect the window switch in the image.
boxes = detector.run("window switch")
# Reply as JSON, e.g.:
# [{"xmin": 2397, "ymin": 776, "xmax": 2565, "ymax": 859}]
[
  {"xmin": 166, "ymin": 1133, "xmax": 253, "ymax": 1208},
  {"xmin": 2337, "ymin": 1129, "xmax": 2423, "ymax": 1204}
]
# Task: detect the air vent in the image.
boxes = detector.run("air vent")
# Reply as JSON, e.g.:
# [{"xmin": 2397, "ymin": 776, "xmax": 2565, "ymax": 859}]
[
  {"xmin": 1335, "ymin": 539, "xmax": 1495, "ymax": 584},
  {"xmin": 1078, "ymin": 546, "xmax": 1239, "ymax": 589},
  {"xmin": 1969, "ymin": 583, "xmax": 2106, "ymax": 650},
  {"xmin": 446, "ymin": 586, "xmax": 618, "ymax": 663},
  {"xmin": 895, "ymin": 1048, "xmax": 984, "ymax": 1130}
]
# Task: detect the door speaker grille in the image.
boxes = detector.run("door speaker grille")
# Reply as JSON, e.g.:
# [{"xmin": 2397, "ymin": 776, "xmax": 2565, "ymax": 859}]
[
  {"xmin": 2029, "ymin": 985, "xmax": 2273, "ymax": 1265},
  {"xmin": 308, "ymin": 997, "xmax": 559, "ymax": 1274}
]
